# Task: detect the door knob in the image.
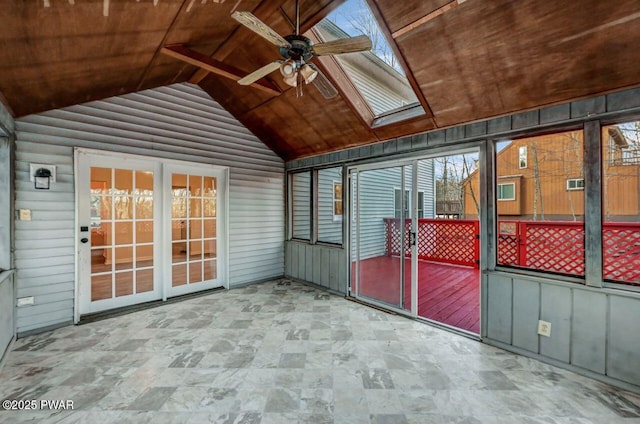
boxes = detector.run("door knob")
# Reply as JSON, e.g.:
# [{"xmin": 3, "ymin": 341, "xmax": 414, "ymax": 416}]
[{"xmin": 80, "ymin": 238, "xmax": 89, "ymax": 244}]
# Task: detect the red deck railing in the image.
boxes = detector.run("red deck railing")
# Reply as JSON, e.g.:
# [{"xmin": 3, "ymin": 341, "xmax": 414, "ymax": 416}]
[
  {"xmin": 384, "ymin": 218, "xmax": 480, "ymax": 268},
  {"xmin": 385, "ymin": 218, "xmax": 640, "ymax": 284}
]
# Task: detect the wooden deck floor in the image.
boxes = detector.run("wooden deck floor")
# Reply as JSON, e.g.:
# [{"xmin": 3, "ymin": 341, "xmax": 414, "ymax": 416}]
[{"xmin": 352, "ymin": 256, "xmax": 480, "ymax": 334}]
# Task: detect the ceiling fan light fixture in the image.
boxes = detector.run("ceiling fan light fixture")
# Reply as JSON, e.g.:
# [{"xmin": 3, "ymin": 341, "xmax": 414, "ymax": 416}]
[
  {"xmin": 299, "ymin": 64, "xmax": 318, "ymax": 84},
  {"xmin": 283, "ymin": 72, "xmax": 298, "ymax": 87},
  {"xmin": 280, "ymin": 60, "xmax": 296, "ymax": 78}
]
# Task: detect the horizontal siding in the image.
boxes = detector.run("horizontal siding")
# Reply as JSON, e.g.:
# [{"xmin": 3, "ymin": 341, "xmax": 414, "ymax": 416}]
[{"xmin": 14, "ymin": 83, "xmax": 284, "ymax": 334}]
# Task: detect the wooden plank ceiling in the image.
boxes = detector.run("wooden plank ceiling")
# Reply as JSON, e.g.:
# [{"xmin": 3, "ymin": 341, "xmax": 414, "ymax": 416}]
[{"xmin": 1, "ymin": 0, "xmax": 639, "ymax": 160}]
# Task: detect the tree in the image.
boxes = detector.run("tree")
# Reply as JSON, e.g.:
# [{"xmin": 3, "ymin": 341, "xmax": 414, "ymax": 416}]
[{"xmin": 341, "ymin": 0, "xmax": 399, "ymax": 70}]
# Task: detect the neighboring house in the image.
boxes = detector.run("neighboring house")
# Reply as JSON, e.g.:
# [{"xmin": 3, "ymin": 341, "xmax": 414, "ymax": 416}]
[{"xmin": 462, "ymin": 127, "xmax": 640, "ymax": 221}]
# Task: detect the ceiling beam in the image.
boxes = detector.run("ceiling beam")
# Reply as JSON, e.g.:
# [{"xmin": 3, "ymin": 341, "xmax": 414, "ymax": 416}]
[
  {"xmin": 161, "ymin": 44, "xmax": 281, "ymax": 96},
  {"xmin": 392, "ymin": 0, "xmax": 465, "ymax": 39}
]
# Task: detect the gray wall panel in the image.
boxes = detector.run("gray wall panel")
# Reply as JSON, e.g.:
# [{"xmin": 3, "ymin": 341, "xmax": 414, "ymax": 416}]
[
  {"xmin": 14, "ymin": 83, "xmax": 285, "ymax": 334},
  {"xmin": 540, "ymin": 285, "xmax": 572, "ymax": 363},
  {"xmin": 284, "ymin": 241, "xmax": 347, "ymax": 294},
  {"xmin": 511, "ymin": 279, "xmax": 540, "ymax": 353},
  {"xmin": 572, "ymin": 290, "xmax": 607, "ymax": 374},
  {"xmin": 608, "ymin": 295, "xmax": 640, "ymax": 386},
  {"xmin": 487, "ymin": 275, "xmax": 512, "ymax": 344}
]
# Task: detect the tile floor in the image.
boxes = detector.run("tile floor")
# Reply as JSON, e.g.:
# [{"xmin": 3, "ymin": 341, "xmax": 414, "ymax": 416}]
[{"xmin": 1, "ymin": 279, "xmax": 640, "ymax": 423}]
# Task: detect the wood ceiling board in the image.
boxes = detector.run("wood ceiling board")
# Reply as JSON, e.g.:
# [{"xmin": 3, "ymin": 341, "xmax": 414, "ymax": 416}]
[
  {"xmin": 198, "ymin": 73, "xmax": 275, "ymax": 118},
  {"xmin": 242, "ymin": 85, "xmax": 375, "ymax": 159},
  {"xmin": 396, "ymin": 0, "xmax": 640, "ymax": 128},
  {"xmin": 0, "ymin": 0, "xmax": 182, "ymax": 117},
  {"xmin": 374, "ymin": 0, "xmax": 451, "ymax": 34}
]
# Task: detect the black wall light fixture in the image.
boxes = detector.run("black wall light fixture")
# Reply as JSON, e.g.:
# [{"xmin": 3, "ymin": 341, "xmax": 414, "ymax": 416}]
[{"xmin": 34, "ymin": 168, "xmax": 52, "ymax": 190}]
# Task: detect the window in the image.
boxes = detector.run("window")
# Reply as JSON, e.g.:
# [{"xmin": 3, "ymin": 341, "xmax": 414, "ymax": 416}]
[
  {"xmin": 394, "ymin": 189, "xmax": 424, "ymax": 218},
  {"xmin": 519, "ymin": 146, "xmax": 527, "ymax": 168},
  {"xmin": 497, "ymin": 183, "xmax": 515, "ymax": 200},
  {"xmin": 566, "ymin": 178, "xmax": 584, "ymax": 190},
  {"xmin": 495, "ymin": 130, "xmax": 585, "ymax": 278},
  {"xmin": 602, "ymin": 121, "xmax": 640, "ymax": 286},
  {"xmin": 314, "ymin": 0, "xmax": 422, "ymax": 119},
  {"xmin": 333, "ymin": 182, "xmax": 343, "ymax": 221},
  {"xmin": 317, "ymin": 167, "xmax": 343, "ymax": 244},
  {"xmin": 291, "ymin": 171, "xmax": 311, "ymax": 240}
]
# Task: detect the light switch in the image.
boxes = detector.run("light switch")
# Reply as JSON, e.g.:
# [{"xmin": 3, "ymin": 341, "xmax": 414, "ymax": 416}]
[{"xmin": 19, "ymin": 209, "xmax": 31, "ymax": 221}]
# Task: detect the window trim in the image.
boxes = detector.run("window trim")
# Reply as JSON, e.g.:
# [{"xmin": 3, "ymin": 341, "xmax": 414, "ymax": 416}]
[
  {"xmin": 394, "ymin": 188, "xmax": 425, "ymax": 218},
  {"xmin": 518, "ymin": 146, "xmax": 527, "ymax": 169},
  {"xmin": 332, "ymin": 180, "xmax": 343, "ymax": 222},
  {"xmin": 497, "ymin": 182, "xmax": 516, "ymax": 201},
  {"xmin": 566, "ymin": 178, "xmax": 585, "ymax": 191}
]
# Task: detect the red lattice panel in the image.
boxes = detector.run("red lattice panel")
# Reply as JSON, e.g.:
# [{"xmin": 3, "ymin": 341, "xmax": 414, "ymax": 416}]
[
  {"xmin": 603, "ymin": 225, "xmax": 640, "ymax": 285},
  {"xmin": 417, "ymin": 220, "xmax": 478, "ymax": 267},
  {"xmin": 524, "ymin": 224, "xmax": 585, "ymax": 276},
  {"xmin": 385, "ymin": 218, "xmax": 479, "ymax": 268},
  {"xmin": 497, "ymin": 235, "xmax": 519, "ymax": 266}
]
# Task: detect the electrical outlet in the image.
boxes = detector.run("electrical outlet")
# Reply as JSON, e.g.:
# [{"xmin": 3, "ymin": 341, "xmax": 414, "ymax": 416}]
[
  {"xmin": 17, "ymin": 296, "xmax": 35, "ymax": 307},
  {"xmin": 538, "ymin": 320, "xmax": 552, "ymax": 337},
  {"xmin": 19, "ymin": 209, "xmax": 31, "ymax": 221}
]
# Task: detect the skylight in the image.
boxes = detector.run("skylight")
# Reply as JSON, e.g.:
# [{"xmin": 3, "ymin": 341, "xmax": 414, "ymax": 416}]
[{"xmin": 313, "ymin": 0, "xmax": 421, "ymax": 117}]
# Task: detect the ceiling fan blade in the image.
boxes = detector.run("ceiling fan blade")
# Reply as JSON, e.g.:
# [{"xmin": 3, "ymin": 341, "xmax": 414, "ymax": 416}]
[
  {"xmin": 312, "ymin": 35, "xmax": 372, "ymax": 56},
  {"xmin": 231, "ymin": 11, "xmax": 291, "ymax": 48},
  {"xmin": 309, "ymin": 64, "xmax": 338, "ymax": 99},
  {"xmin": 238, "ymin": 61, "xmax": 282, "ymax": 85}
]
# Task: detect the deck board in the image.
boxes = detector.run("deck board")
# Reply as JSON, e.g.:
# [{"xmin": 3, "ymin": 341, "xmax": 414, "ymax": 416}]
[{"xmin": 353, "ymin": 256, "xmax": 480, "ymax": 333}]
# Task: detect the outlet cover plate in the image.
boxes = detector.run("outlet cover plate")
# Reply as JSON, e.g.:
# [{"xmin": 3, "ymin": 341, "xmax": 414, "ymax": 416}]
[
  {"xmin": 538, "ymin": 320, "xmax": 552, "ymax": 337},
  {"xmin": 17, "ymin": 296, "xmax": 35, "ymax": 307}
]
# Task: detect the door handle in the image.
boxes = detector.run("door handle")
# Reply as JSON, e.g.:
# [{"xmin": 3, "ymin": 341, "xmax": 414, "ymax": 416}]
[
  {"xmin": 80, "ymin": 238, "xmax": 89, "ymax": 244},
  {"xmin": 409, "ymin": 231, "xmax": 416, "ymax": 247}
]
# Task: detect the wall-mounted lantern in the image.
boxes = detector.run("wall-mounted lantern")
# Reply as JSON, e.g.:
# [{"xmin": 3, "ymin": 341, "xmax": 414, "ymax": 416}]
[
  {"xmin": 30, "ymin": 163, "xmax": 56, "ymax": 190},
  {"xmin": 33, "ymin": 168, "xmax": 52, "ymax": 190}
]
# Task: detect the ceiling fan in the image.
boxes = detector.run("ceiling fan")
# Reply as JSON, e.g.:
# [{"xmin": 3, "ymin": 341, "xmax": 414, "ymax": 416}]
[{"xmin": 231, "ymin": 0, "xmax": 372, "ymax": 98}]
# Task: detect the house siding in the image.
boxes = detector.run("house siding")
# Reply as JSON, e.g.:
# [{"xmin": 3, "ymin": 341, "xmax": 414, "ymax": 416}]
[{"xmin": 14, "ymin": 83, "xmax": 284, "ymax": 334}]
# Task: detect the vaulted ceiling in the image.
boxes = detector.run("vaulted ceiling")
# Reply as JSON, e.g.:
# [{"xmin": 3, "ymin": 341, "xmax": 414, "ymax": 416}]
[{"xmin": 1, "ymin": 0, "xmax": 640, "ymax": 160}]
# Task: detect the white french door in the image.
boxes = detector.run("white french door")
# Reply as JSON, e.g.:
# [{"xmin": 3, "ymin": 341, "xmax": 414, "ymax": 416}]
[
  {"xmin": 77, "ymin": 153, "xmax": 162, "ymax": 314},
  {"xmin": 77, "ymin": 150, "xmax": 227, "ymax": 317},
  {"xmin": 164, "ymin": 164, "xmax": 225, "ymax": 297}
]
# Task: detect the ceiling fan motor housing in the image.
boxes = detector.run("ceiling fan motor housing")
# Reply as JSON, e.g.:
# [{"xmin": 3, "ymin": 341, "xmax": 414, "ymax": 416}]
[{"xmin": 280, "ymin": 35, "xmax": 314, "ymax": 63}]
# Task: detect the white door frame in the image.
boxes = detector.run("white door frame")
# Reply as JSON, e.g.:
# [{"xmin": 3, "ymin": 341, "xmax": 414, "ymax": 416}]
[{"xmin": 74, "ymin": 148, "xmax": 229, "ymax": 323}]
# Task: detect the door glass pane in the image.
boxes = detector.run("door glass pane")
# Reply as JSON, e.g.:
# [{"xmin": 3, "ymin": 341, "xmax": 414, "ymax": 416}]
[
  {"xmin": 204, "ymin": 219, "xmax": 216, "ymax": 238},
  {"xmin": 90, "ymin": 166, "xmax": 154, "ymax": 302},
  {"xmin": 204, "ymin": 260, "xmax": 216, "ymax": 280},
  {"xmin": 115, "ymin": 169, "xmax": 133, "ymax": 194},
  {"xmin": 421, "ymin": 153, "xmax": 480, "ymax": 334},
  {"xmin": 137, "ymin": 269, "xmax": 153, "ymax": 293},
  {"xmin": 91, "ymin": 274, "xmax": 112, "ymax": 301},
  {"xmin": 173, "ymin": 264, "xmax": 187, "ymax": 286},
  {"xmin": 115, "ymin": 271, "xmax": 134, "ymax": 296}
]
